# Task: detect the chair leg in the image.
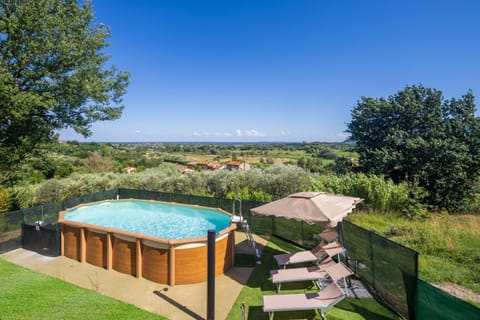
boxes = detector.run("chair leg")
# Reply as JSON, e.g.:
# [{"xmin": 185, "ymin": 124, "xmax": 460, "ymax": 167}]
[
  {"xmin": 320, "ymin": 309, "xmax": 327, "ymax": 320},
  {"xmin": 343, "ymin": 276, "xmax": 348, "ymax": 297},
  {"xmin": 269, "ymin": 311, "xmax": 274, "ymax": 320},
  {"xmin": 315, "ymin": 279, "xmax": 324, "ymax": 290}
]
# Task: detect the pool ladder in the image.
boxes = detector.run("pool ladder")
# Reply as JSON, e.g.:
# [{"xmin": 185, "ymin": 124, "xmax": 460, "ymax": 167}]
[{"xmin": 233, "ymin": 198, "xmax": 261, "ymax": 263}]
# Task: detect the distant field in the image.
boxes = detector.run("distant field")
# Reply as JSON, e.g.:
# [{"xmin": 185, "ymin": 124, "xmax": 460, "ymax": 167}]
[{"xmin": 170, "ymin": 152, "xmax": 300, "ymax": 165}]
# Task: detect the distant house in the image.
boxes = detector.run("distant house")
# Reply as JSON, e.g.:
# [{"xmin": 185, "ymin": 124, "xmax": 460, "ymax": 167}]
[
  {"xmin": 225, "ymin": 161, "xmax": 251, "ymax": 171},
  {"xmin": 124, "ymin": 166, "xmax": 136, "ymax": 174},
  {"xmin": 193, "ymin": 161, "xmax": 225, "ymax": 171}
]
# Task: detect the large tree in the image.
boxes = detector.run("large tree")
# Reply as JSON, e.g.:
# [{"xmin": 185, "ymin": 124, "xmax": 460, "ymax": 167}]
[
  {"xmin": 347, "ymin": 85, "xmax": 480, "ymax": 211},
  {"xmin": 0, "ymin": 0, "xmax": 129, "ymax": 184}
]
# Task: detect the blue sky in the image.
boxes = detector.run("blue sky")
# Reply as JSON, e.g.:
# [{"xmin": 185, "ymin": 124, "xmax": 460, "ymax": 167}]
[{"xmin": 59, "ymin": 0, "xmax": 480, "ymax": 143}]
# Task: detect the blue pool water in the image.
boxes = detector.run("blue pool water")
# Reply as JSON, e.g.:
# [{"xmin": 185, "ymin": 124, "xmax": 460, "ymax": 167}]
[{"xmin": 64, "ymin": 200, "xmax": 231, "ymax": 239}]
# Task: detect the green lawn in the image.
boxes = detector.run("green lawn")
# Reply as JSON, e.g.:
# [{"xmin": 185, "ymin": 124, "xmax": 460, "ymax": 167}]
[
  {"xmin": 0, "ymin": 259, "xmax": 167, "ymax": 320},
  {"xmin": 227, "ymin": 237, "xmax": 402, "ymax": 320}
]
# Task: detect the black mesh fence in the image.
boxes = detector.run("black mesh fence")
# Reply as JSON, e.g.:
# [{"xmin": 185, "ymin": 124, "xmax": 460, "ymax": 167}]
[
  {"xmin": 118, "ymin": 188, "xmax": 237, "ymax": 212},
  {"xmin": 62, "ymin": 189, "xmax": 118, "ymax": 209},
  {"xmin": 0, "ymin": 189, "xmax": 119, "ymax": 254},
  {"xmin": 0, "ymin": 209, "xmax": 24, "ymax": 253},
  {"xmin": 339, "ymin": 220, "xmax": 419, "ymax": 320}
]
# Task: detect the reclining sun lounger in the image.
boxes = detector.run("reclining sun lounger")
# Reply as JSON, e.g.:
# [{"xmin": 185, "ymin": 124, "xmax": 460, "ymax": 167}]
[
  {"xmin": 319, "ymin": 229, "xmax": 338, "ymax": 244},
  {"xmin": 270, "ymin": 260, "xmax": 353, "ymax": 292},
  {"xmin": 263, "ymin": 281, "xmax": 346, "ymax": 320},
  {"xmin": 274, "ymin": 241, "xmax": 345, "ymax": 269}
]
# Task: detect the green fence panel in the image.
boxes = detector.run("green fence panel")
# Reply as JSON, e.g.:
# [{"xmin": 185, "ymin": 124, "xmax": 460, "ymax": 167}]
[
  {"xmin": 371, "ymin": 232, "xmax": 418, "ymax": 319},
  {"xmin": 273, "ymin": 218, "xmax": 323, "ymax": 248},
  {"xmin": 341, "ymin": 220, "xmax": 375, "ymax": 285},
  {"xmin": 340, "ymin": 220, "xmax": 418, "ymax": 320},
  {"xmin": 62, "ymin": 189, "xmax": 118, "ymax": 210},
  {"xmin": 2, "ymin": 209, "xmax": 23, "ymax": 232},
  {"xmin": 417, "ymin": 278, "xmax": 480, "ymax": 320}
]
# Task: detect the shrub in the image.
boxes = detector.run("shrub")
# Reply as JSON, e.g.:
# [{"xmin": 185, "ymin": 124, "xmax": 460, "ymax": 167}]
[
  {"xmin": 0, "ymin": 187, "xmax": 12, "ymax": 231},
  {"xmin": 34, "ymin": 179, "xmax": 63, "ymax": 205},
  {"xmin": 226, "ymin": 187, "xmax": 272, "ymax": 202},
  {"xmin": 312, "ymin": 173, "xmax": 426, "ymax": 218},
  {"xmin": 0, "ymin": 187, "xmax": 12, "ymax": 214},
  {"xmin": 11, "ymin": 185, "xmax": 38, "ymax": 209}
]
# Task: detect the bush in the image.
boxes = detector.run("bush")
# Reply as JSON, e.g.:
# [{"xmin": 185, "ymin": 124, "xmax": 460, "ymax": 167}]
[
  {"xmin": 0, "ymin": 187, "xmax": 12, "ymax": 231},
  {"xmin": 34, "ymin": 179, "xmax": 63, "ymax": 205},
  {"xmin": 312, "ymin": 173, "xmax": 426, "ymax": 218},
  {"xmin": 11, "ymin": 185, "xmax": 38, "ymax": 209},
  {"xmin": 0, "ymin": 187, "xmax": 12, "ymax": 214},
  {"xmin": 226, "ymin": 187, "xmax": 272, "ymax": 202}
]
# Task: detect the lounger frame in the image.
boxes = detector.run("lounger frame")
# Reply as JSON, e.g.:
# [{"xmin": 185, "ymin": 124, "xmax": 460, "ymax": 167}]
[
  {"xmin": 263, "ymin": 282, "xmax": 346, "ymax": 320},
  {"xmin": 274, "ymin": 241, "xmax": 346, "ymax": 269}
]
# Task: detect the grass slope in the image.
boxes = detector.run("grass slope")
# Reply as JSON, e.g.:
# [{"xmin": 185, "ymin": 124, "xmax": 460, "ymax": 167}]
[
  {"xmin": 0, "ymin": 259, "xmax": 167, "ymax": 320},
  {"xmin": 227, "ymin": 237, "xmax": 401, "ymax": 320},
  {"xmin": 347, "ymin": 213, "xmax": 480, "ymax": 295}
]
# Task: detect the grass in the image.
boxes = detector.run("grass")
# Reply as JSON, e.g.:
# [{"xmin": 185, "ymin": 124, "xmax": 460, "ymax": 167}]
[
  {"xmin": 226, "ymin": 237, "xmax": 402, "ymax": 320},
  {"xmin": 0, "ymin": 259, "xmax": 167, "ymax": 320},
  {"xmin": 347, "ymin": 212, "xmax": 480, "ymax": 295}
]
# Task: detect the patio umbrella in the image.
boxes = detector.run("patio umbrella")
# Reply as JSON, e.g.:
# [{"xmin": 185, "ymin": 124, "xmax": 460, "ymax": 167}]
[{"xmin": 250, "ymin": 192, "xmax": 363, "ymax": 227}]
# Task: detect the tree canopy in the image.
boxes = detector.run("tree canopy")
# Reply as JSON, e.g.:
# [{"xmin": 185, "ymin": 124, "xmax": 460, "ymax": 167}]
[
  {"xmin": 347, "ymin": 85, "xmax": 480, "ymax": 211},
  {"xmin": 0, "ymin": 0, "xmax": 129, "ymax": 184}
]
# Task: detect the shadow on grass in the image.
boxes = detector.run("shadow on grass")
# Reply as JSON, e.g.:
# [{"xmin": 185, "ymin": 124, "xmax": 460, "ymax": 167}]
[
  {"xmin": 247, "ymin": 306, "xmax": 317, "ymax": 320},
  {"xmin": 235, "ymin": 253, "xmax": 258, "ymax": 267},
  {"xmin": 153, "ymin": 290, "xmax": 203, "ymax": 320},
  {"xmin": 244, "ymin": 236, "xmax": 306, "ymax": 291},
  {"xmin": 246, "ymin": 299, "xmax": 398, "ymax": 320},
  {"xmin": 332, "ymin": 298, "xmax": 400, "ymax": 320},
  {"xmin": 245, "ymin": 244, "xmax": 284, "ymax": 291}
]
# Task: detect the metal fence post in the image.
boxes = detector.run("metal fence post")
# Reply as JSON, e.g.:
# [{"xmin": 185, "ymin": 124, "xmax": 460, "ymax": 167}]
[{"xmin": 370, "ymin": 229, "xmax": 375, "ymax": 290}]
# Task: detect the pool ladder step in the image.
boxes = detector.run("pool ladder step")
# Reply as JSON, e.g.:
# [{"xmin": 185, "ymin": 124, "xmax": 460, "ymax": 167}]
[
  {"xmin": 241, "ymin": 219, "xmax": 261, "ymax": 261},
  {"xmin": 233, "ymin": 197, "xmax": 261, "ymax": 263}
]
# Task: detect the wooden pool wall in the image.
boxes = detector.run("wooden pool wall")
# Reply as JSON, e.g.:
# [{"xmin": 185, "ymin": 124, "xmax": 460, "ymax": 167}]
[{"xmin": 58, "ymin": 201, "xmax": 237, "ymax": 286}]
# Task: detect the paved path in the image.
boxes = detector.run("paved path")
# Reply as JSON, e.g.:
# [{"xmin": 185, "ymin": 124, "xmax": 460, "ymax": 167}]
[{"xmin": 1, "ymin": 232, "xmax": 268, "ymax": 320}]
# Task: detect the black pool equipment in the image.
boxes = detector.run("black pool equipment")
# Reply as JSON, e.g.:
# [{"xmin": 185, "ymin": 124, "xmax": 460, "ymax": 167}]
[{"xmin": 21, "ymin": 221, "xmax": 60, "ymax": 256}]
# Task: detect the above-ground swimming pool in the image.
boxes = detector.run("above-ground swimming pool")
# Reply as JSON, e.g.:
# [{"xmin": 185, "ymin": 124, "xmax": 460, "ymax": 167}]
[{"xmin": 59, "ymin": 200, "xmax": 237, "ymax": 285}]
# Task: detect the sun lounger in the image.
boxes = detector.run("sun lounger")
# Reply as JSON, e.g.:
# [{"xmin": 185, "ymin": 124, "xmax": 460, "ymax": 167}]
[
  {"xmin": 274, "ymin": 241, "xmax": 345, "ymax": 268},
  {"xmin": 263, "ymin": 281, "xmax": 346, "ymax": 320},
  {"xmin": 319, "ymin": 229, "xmax": 338, "ymax": 244},
  {"xmin": 270, "ymin": 260, "xmax": 353, "ymax": 292},
  {"xmin": 270, "ymin": 258, "xmax": 335, "ymax": 291}
]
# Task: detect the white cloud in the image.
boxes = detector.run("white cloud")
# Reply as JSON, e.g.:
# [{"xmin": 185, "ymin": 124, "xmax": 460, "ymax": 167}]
[
  {"xmin": 236, "ymin": 129, "xmax": 265, "ymax": 137},
  {"xmin": 135, "ymin": 130, "xmax": 141, "ymax": 134},
  {"xmin": 281, "ymin": 130, "xmax": 292, "ymax": 136},
  {"xmin": 190, "ymin": 129, "xmax": 265, "ymax": 140}
]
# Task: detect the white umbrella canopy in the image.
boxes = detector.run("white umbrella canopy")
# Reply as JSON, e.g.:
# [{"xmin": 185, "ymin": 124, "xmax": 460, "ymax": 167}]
[{"xmin": 250, "ymin": 192, "xmax": 363, "ymax": 227}]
